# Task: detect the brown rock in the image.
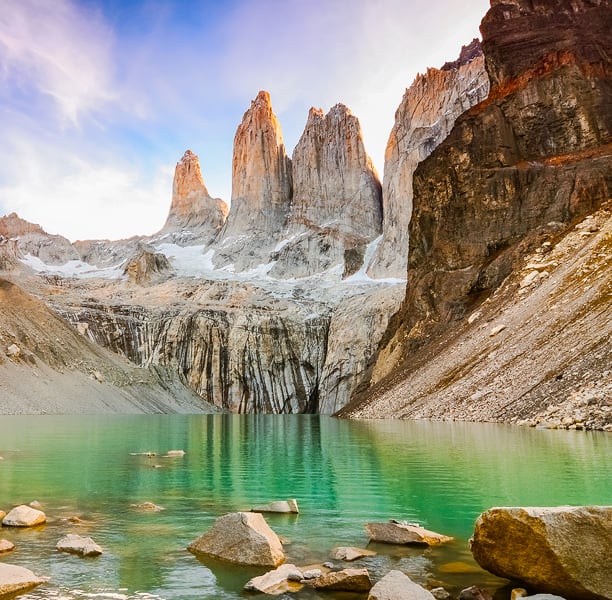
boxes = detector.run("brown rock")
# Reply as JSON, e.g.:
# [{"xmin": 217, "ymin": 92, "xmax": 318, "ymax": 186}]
[
  {"xmin": 372, "ymin": 0, "xmax": 612, "ymax": 372},
  {"xmin": 471, "ymin": 506, "xmax": 612, "ymax": 600},
  {"xmin": 187, "ymin": 511, "xmax": 285, "ymax": 567},
  {"xmin": 2, "ymin": 505, "xmax": 46, "ymax": 527},
  {"xmin": 162, "ymin": 149, "xmax": 228, "ymax": 242},
  {"xmin": 0, "ymin": 563, "xmax": 44, "ymax": 596},
  {"xmin": 365, "ymin": 521, "xmax": 452, "ymax": 545},
  {"xmin": 458, "ymin": 586, "xmax": 494, "ymax": 600},
  {"xmin": 368, "ymin": 570, "xmax": 435, "ymax": 600},
  {"xmin": 123, "ymin": 247, "xmax": 171, "ymax": 285},
  {"xmin": 309, "ymin": 567, "xmax": 372, "ymax": 592},
  {"xmin": 367, "ymin": 42, "xmax": 489, "ymax": 279}
]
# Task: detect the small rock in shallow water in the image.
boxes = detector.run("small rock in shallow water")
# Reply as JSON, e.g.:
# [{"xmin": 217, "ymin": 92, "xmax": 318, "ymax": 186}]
[
  {"xmin": 56, "ymin": 533, "xmax": 103, "ymax": 557},
  {"xmin": 2, "ymin": 505, "xmax": 46, "ymax": 527},
  {"xmin": 131, "ymin": 501, "xmax": 164, "ymax": 512},
  {"xmin": 0, "ymin": 563, "xmax": 45, "ymax": 596},
  {"xmin": 368, "ymin": 570, "xmax": 434, "ymax": 600},
  {"xmin": 365, "ymin": 520, "xmax": 452, "ymax": 545},
  {"xmin": 0, "ymin": 539, "xmax": 16, "ymax": 553},
  {"xmin": 458, "ymin": 586, "xmax": 493, "ymax": 600},
  {"xmin": 244, "ymin": 563, "xmax": 304, "ymax": 595},
  {"xmin": 332, "ymin": 546, "xmax": 377, "ymax": 561},
  {"xmin": 430, "ymin": 587, "xmax": 450, "ymax": 599},
  {"xmin": 251, "ymin": 498, "xmax": 299, "ymax": 514},
  {"xmin": 308, "ymin": 568, "xmax": 371, "ymax": 592}
]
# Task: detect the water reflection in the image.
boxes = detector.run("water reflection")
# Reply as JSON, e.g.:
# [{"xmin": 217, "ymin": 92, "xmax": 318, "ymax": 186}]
[{"xmin": 0, "ymin": 415, "xmax": 609, "ymax": 599}]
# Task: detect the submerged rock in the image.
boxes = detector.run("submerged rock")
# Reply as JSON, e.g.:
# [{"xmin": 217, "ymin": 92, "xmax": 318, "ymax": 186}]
[
  {"xmin": 368, "ymin": 570, "xmax": 435, "ymax": 600},
  {"xmin": 458, "ymin": 586, "xmax": 494, "ymax": 600},
  {"xmin": 251, "ymin": 499, "xmax": 299, "ymax": 514},
  {"xmin": 2, "ymin": 505, "xmax": 46, "ymax": 527},
  {"xmin": 0, "ymin": 563, "xmax": 45, "ymax": 596},
  {"xmin": 56, "ymin": 533, "xmax": 103, "ymax": 557},
  {"xmin": 188, "ymin": 511, "xmax": 285, "ymax": 567},
  {"xmin": 471, "ymin": 506, "xmax": 612, "ymax": 600},
  {"xmin": 365, "ymin": 520, "xmax": 452, "ymax": 545}
]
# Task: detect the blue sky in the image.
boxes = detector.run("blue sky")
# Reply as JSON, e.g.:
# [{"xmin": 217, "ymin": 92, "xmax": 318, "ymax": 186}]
[{"xmin": 0, "ymin": 0, "xmax": 490, "ymax": 241}]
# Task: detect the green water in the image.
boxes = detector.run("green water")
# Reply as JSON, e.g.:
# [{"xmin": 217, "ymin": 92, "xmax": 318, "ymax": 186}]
[{"xmin": 0, "ymin": 415, "xmax": 609, "ymax": 599}]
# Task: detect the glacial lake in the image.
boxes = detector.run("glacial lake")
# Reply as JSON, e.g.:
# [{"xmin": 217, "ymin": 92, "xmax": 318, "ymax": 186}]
[{"xmin": 0, "ymin": 415, "xmax": 610, "ymax": 600}]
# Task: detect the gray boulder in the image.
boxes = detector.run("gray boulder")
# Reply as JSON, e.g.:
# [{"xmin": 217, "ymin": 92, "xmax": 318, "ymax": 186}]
[
  {"xmin": 56, "ymin": 534, "xmax": 103, "ymax": 557},
  {"xmin": 188, "ymin": 511, "xmax": 285, "ymax": 567},
  {"xmin": 0, "ymin": 563, "xmax": 44, "ymax": 596},
  {"xmin": 368, "ymin": 570, "xmax": 435, "ymax": 600},
  {"xmin": 471, "ymin": 506, "xmax": 612, "ymax": 600},
  {"xmin": 2, "ymin": 505, "xmax": 46, "ymax": 527}
]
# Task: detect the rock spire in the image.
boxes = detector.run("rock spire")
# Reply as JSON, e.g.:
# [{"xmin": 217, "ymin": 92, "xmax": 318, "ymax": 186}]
[
  {"xmin": 162, "ymin": 149, "xmax": 228, "ymax": 244},
  {"xmin": 213, "ymin": 91, "xmax": 292, "ymax": 270}
]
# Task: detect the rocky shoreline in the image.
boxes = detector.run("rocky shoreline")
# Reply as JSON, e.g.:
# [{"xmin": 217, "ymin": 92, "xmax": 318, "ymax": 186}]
[{"xmin": 1, "ymin": 501, "xmax": 609, "ymax": 600}]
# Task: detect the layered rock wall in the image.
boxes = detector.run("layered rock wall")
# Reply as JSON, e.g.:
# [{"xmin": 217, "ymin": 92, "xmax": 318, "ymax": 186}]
[
  {"xmin": 367, "ymin": 40, "xmax": 490, "ymax": 279},
  {"xmin": 371, "ymin": 0, "xmax": 612, "ymax": 377}
]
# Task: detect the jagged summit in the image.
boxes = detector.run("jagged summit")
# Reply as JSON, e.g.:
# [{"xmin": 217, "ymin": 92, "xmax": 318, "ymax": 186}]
[
  {"xmin": 161, "ymin": 149, "xmax": 228, "ymax": 245},
  {"xmin": 441, "ymin": 38, "xmax": 482, "ymax": 71}
]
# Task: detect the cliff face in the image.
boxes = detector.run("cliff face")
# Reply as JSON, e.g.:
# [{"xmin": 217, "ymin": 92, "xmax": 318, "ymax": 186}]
[
  {"xmin": 213, "ymin": 91, "xmax": 293, "ymax": 270},
  {"xmin": 347, "ymin": 0, "xmax": 612, "ymax": 423},
  {"xmin": 270, "ymin": 103, "xmax": 382, "ymax": 279},
  {"xmin": 162, "ymin": 150, "xmax": 228, "ymax": 244},
  {"xmin": 367, "ymin": 41, "xmax": 490, "ymax": 279}
]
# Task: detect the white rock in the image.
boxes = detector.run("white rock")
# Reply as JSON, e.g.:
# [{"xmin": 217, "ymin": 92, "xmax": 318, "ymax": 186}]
[
  {"xmin": 2, "ymin": 504, "xmax": 46, "ymax": 527},
  {"xmin": 244, "ymin": 563, "xmax": 304, "ymax": 595},
  {"xmin": 56, "ymin": 533, "xmax": 103, "ymax": 557},
  {"xmin": 0, "ymin": 563, "xmax": 45, "ymax": 596},
  {"xmin": 368, "ymin": 570, "xmax": 435, "ymax": 600},
  {"xmin": 251, "ymin": 498, "xmax": 299, "ymax": 514}
]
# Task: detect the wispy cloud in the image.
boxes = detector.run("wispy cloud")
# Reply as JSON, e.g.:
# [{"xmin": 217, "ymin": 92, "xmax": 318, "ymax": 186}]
[{"xmin": 0, "ymin": 0, "xmax": 118, "ymax": 126}]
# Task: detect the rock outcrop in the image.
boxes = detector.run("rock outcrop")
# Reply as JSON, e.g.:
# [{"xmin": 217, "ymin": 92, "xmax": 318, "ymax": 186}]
[
  {"xmin": 471, "ymin": 506, "xmax": 612, "ymax": 600},
  {"xmin": 123, "ymin": 246, "xmax": 172, "ymax": 285},
  {"xmin": 213, "ymin": 91, "xmax": 292, "ymax": 270},
  {"xmin": 359, "ymin": 0, "xmax": 612, "ymax": 392},
  {"xmin": 188, "ymin": 511, "xmax": 285, "ymax": 567},
  {"xmin": 161, "ymin": 150, "xmax": 228, "ymax": 244},
  {"xmin": 367, "ymin": 40, "xmax": 490, "ymax": 279},
  {"xmin": 270, "ymin": 104, "xmax": 382, "ymax": 279}
]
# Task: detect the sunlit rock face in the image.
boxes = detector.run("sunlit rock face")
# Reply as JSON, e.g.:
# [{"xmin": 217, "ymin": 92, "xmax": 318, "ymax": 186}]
[
  {"xmin": 374, "ymin": 0, "xmax": 612, "ymax": 372},
  {"xmin": 162, "ymin": 150, "xmax": 228, "ymax": 245},
  {"xmin": 213, "ymin": 91, "xmax": 293, "ymax": 271},
  {"xmin": 367, "ymin": 39, "xmax": 490, "ymax": 279},
  {"xmin": 270, "ymin": 104, "xmax": 382, "ymax": 279}
]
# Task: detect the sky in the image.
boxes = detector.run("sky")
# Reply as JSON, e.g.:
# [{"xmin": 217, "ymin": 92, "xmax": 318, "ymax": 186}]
[{"xmin": 0, "ymin": 0, "xmax": 491, "ymax": 241}]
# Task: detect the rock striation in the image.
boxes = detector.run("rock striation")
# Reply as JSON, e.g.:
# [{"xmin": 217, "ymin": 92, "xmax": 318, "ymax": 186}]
[
  {"xmin": 369, "ymin": 0, "xmax": 612, "ymax": 378},
  {"xmin": 471, "ymin": 506, "xmax": 612, "ymax": 600},
  {"xmin": 213, "ymin": 91, "xmax": 292, "ymax": 270},
  {"xmin": 161, "ymin": 150, "xmax": 228, "ymax": 245},
  {"xmin": 367, "ymin": 40, "xmax": 490, "ymax": 279}
]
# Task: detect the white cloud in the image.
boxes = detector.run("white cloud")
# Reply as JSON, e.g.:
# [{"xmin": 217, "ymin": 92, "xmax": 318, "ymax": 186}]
[{"xmin": 0, "ymin": 0, "xmax": 118, "ymax": 126}]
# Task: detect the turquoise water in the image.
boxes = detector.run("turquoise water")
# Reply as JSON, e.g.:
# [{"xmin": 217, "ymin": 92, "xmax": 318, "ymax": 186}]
[{"xmin": 0, "ymin": 415, "xmax": 610, "ymax": 599}]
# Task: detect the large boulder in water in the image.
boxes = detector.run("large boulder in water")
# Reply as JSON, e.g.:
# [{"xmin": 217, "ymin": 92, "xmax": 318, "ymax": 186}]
[
  {"xmin": 2, "ymin": 505, "xmax": 46, "ymax": 527},
  {"xmin": 471, "ymin": 506, "xmax": 612, "ymax": 600},
  {"xmin": 188, "ymin": 511, "xmax": 285, "ymax": 567},
  {"xmin": 0, "ymin": 563, "xmax": 45, "ymax": 596}
]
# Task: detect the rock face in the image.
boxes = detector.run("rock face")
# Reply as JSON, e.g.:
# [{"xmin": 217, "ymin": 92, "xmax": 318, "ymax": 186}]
[
  {"xmin": 365, "ymin": 521, "xmax": 452, "ymax": 545},
  {"xmin": 123, "ymin": 247, "xmax": 172, "ymax": 285},
  {"xmin": 367, "ymin": 40, "xmax": 489, "ymax": 279},
  {"xmin": 269, "ymin": 104, "xmax": 382, "ymax": 279},
  {"xmin": 56, "ymin": 534, "xmax": 103, "ymax": 557},
  {"xmin": 368, "ymin": 570, "xmax": 435, "ymax": 600},
  {"xmin": 214, "ymin": 91, "xmax": 292, "ymax": 270},
  {"xmin": 161, "ymin": 150, "xmax": 228, "ymax": 244},
  {"xmin": 2, "ymin": 505, "xmax": 46, "ymax": 527},
  {"xmin": 0, "ymin": 563, "xmax": 44, "ymax": 596},
  {"xmin": 369, "ymin": 0, "xmax": 612, "ymax": 379},
  {"xmin": 188, "ymin": 511, "xmax": 285, "ymax": 567},
  {"xmin": 471, "ymin": 506, "xmax": 612, "ymax": 600}
]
